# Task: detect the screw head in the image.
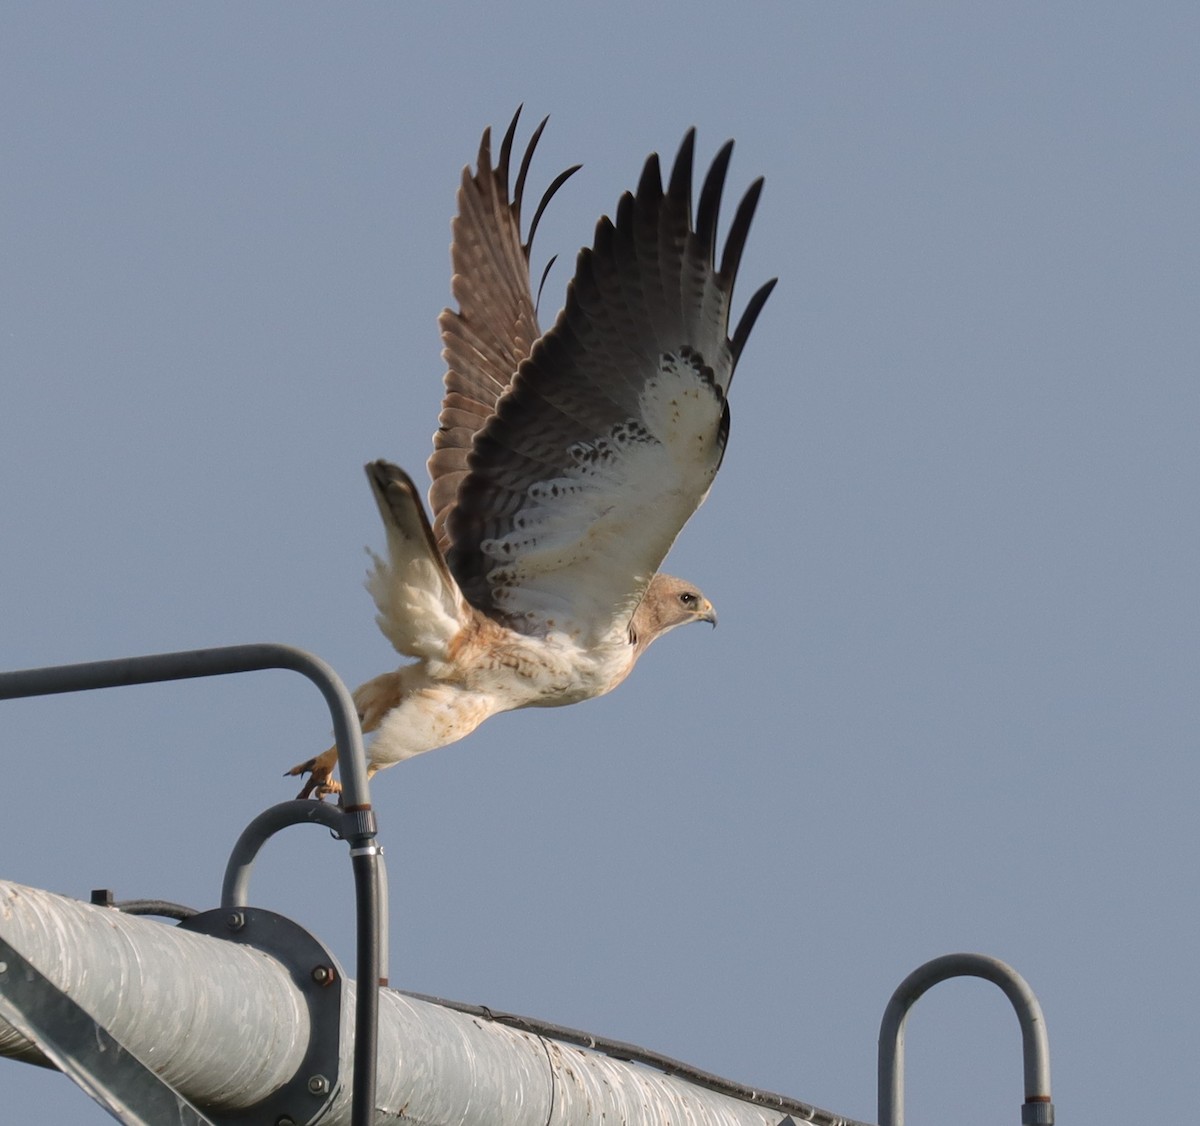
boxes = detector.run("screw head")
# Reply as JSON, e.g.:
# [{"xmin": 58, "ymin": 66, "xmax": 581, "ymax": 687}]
[
  {"xmin": 225, "ymin": 911, "xmax": 245, "ymax": 931},
  {"xmin": 311, "ymin": 964, "xmax": 335, "ymax": 985}
]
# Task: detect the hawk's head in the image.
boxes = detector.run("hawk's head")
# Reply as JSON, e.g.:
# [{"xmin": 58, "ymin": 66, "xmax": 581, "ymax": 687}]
[{"xmin": 629, "ymin": 573, "xmax": 716, "ymax": 654}]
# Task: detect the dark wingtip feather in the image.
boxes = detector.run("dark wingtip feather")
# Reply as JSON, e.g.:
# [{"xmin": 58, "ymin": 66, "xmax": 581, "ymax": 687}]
[
  {"xmin": 475, "ymin": 125, "xmax": 494, "ymax": 177},
  {"xmin": 497, "ymin": 106, "xmax": 523, "ymax": 193},
  {"xmin": 730, "ymin": 277, "xmax": 777, "ymax": 366},
  {"xmin": 591, "ymin": 213, "xmax": 616, "ymax": 259},
  {"xmin": 513, "ymin": 113, "xmax": 549, "ymax": 217},
  {"xmin": 695, "ymin": 139, "xmax": 734, "ymax": 263},
  {"xmin": 526, "ymin": 162, "xmax": 581, "ymax": 252},
  {"xmin": 719, "ymin": 176, "xmax": 764, "ymax": 285},
  {"xmin": 614, "ymin": 189, "xmax": 636, "ymax": 237},
  {"xmin": 667, "ymin": 129, "xmax": 697, "ymax": 227},
  {"xmin": 636, "ymin": 150, "xmax": 665, "ymax": 204},
  {"xmin": 534, "ymin": 253, "xmax": 559, "ymax": 315}
]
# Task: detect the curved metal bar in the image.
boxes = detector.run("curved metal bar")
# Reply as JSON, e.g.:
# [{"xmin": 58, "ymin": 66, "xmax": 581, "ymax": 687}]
[
  {"xmin": 220, "ymin": 799, "xmax": 390, "ymax": 983},
  {"xmin": 221, "ymin": 800, "xmax": 350, "ymax": 908},
  {"xmin": 0, "ymin": 643, "xmax": 372, "ymax": 809},
  {"xmin": 0, "ymin": 643, "xmax": 382, "ymax": 1126},
  {"xmin": 878, "ymin": 952, "xmax": 1054, "ymax": 1126}
]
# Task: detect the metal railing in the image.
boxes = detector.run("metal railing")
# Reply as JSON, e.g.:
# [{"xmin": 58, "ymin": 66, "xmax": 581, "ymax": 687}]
[
  {"xmin": 3, "ymin": 648, "xmax": 1059, "ymax": 1126},
  {"xmin": 878, "ymin": 952, "xmax": 1054, "ymax": 1126},
  {"xmin": 0, "ymin": 643, "xmax": 382, "ymax": 1126}
]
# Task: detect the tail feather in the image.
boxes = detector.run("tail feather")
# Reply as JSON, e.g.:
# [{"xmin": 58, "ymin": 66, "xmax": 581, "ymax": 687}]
[{"xmin": 364, "ymin": 461, "xmax": 465, "ymax": 660}]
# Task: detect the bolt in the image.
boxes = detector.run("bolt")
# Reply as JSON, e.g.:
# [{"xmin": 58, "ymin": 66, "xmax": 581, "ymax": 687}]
[
  {"xmin": 311, "ymin": 964, "xmax": 335, "ymax": 986},
  {"xmin": 0, "ymin": 962, "xmax": 8, "ymax": 974},
  {"xmin": 275, "ymin": 1118, "xmax": 296, "ymax": 1126},
  {"xmin": 225, "ymin": 911, "xmax": 244, "ymax": 932},
  {"xmin": 307, "ymin": 1074, "xmax": 330, "ymax": 1096}
]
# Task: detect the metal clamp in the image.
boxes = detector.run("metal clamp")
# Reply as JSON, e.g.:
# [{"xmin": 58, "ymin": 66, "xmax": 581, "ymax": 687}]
[{"xmin": 180, "ymin": 906, "xmax": 343, "ymax": 1125}]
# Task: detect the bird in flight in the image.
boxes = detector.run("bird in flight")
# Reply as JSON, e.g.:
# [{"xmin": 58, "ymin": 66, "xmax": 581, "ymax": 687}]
[{"xmin": 288, "ymin": 109, "xmax": 775, "ymax": 798}]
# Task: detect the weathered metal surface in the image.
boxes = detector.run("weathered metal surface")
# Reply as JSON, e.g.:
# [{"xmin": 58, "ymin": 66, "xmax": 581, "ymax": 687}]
[
  {"xmin": 0, "ymin": 879, "xmax": 855, "ymax": 1126},
  {"xmin": 0, "ymin": 881, "xmax": 309, "ymax": 1108},
  {"xmin": 0, "ymin": 932, "xmax": 218, "ymax": 1126}
]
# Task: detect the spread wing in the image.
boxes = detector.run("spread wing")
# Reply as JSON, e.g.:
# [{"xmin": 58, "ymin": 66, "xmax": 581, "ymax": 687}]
[
  {"xmin": 445, "ymin": 131, "xmax": 776, "ymax": 644},
  {"xmin": 429, "ymin": 108, "xmax": 580, "ymax": 553}
]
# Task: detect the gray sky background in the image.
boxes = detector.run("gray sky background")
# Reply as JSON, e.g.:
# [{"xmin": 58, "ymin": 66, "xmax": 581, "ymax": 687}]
[{"xmin": 2, "ymin": 3, "xmax": 1197, "ymax": 1123}]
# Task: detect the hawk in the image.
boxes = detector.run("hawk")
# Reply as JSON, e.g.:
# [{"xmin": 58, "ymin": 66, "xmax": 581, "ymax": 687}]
[{"xmin": 289, "ymin": 110, "xmax": 775, "ymax": 798}]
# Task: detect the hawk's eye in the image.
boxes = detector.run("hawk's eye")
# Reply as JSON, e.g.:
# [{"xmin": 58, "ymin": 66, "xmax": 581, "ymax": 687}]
[{"xmin": 679, "ymin": 592, "xmax": 697, "ymax": 607}]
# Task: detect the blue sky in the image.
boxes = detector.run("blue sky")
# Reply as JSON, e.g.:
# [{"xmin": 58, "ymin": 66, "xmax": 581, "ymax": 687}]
[{"xmin": 2, "ymin": 3, "xmax": 1198, "ymax": 1122}]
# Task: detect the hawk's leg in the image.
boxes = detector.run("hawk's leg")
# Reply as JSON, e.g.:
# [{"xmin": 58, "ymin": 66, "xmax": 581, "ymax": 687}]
[{"xmin": 285, "ymin": 745, "xmax": 342, "ymax": 801}]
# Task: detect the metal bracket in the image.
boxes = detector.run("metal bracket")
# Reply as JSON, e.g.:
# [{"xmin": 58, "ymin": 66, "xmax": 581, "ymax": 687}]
[{"xmin": 179, "ymin": 906, "xmax": 344, "ymax": 1126}]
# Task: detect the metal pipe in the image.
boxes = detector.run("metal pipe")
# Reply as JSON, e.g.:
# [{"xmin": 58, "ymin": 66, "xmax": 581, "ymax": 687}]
[
  {"xmin": 877, "ymin": 952, "xmax": 1054, "ymax": 1126},
  {"xmin": 350, "ymin": 848, "xmax": 380, "ymax": 1119},
  {"xmin": 0, "ymin": 932, "xmax": 220, "ymax": 1126},
  {"xmin": 0, "ymin": 881, "xmax": 309, "ymax": 1105},
  {"xmin": 1, "ymin": 879, "xmax": 863, "ymax": 1126}
]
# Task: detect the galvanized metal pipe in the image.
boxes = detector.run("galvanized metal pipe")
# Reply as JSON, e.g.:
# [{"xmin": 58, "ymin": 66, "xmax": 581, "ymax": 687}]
[
  {"xmin": 0, "ymin": 881, "xmax": 309, "ymax": 1108},
  {"xmin": 1, "ymin": 879, "xmax": 850, "ymax": 1126}
]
